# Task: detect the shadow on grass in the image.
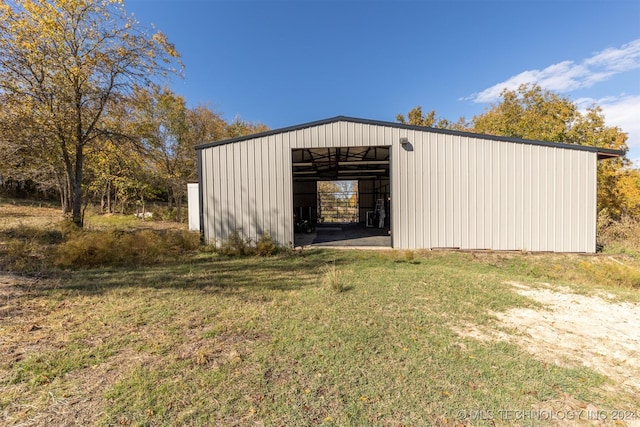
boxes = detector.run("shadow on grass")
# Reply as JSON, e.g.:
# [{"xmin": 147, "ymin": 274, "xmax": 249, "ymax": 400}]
[{"xmin": 40, "ymin": 249, "xmax": 350, "ymax": 298}]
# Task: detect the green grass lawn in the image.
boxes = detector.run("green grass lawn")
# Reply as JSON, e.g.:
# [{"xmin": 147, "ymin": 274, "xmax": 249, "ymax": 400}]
[{"xmin": 2, "ymin": 247, "xmax": 639, "ymax": 426}]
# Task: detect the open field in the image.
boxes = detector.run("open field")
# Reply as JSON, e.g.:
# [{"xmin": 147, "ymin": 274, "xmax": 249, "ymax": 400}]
[{"xmin": 1, "ymin": 201, "xmax": 640, "ymax": 426}]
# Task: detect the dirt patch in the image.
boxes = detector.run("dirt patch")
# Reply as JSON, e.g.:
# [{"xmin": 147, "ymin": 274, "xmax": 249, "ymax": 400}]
[
  {"xmin": 1, "ymin": 350, "xmax": 160, "ymax": 426},
  {"xmin": 456, "ymin": 281, "xmax": 640, "ymax": 398},
  {"xmin": 0, "ymin": 274, "xmax": 37, "ymax": 319},
  {"xmin": 0, "ymin": 203, "xmax": 63, "ymax": 230}
]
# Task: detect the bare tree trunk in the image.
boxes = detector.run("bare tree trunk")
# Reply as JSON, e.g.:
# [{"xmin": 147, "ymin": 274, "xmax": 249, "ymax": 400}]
[
  {"xmin": 100, "ymin": 183, "xmax": 106, "ymax": 214},
  {"xmin": 175, "ymin": 198, "xmax": 182, "ymax": 222},
  {"xmin": 71, "ymin": 143, "xmax": 84, "ymax": 227},
  {"xmin": 167, "ymin": 187, "xmax": 173, "ymax": 210},
  {"xmin": 58, "ymin": 183, "xmax": 66, "ymax": 213},
  {"xmin": 107, "ymin": 180, "xmax": 112, "ymax": 213}
]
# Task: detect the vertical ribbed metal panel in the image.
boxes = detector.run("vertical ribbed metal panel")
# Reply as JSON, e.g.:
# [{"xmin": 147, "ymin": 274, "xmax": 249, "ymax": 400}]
[{"xmin": 199, "ymin": 119, "xmax": 598, "ymax": 252}]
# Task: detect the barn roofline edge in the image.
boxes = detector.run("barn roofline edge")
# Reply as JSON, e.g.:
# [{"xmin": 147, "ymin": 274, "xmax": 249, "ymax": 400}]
[{"xmin": 193, "ymin": 115, "xmax": 624, "ymax": 160}]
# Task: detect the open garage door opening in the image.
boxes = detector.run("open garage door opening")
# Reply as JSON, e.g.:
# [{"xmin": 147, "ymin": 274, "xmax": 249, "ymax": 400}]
[
  {"xmin": 292, "ymin": 146, "xmax": 391, "ymax": 247},
  {"xmin": 318, "ymin": 180, "xmax": 358, "ymax": 224}
]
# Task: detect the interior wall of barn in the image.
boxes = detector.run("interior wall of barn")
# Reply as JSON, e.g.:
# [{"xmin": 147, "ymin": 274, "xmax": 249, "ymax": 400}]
[
  {"xmin": 293, "ymin": 181, "xmax": 317, "ymax": 224},
  {"xmin": 358, "ymin": 178, "xmax": 390, "ymax": 224}
]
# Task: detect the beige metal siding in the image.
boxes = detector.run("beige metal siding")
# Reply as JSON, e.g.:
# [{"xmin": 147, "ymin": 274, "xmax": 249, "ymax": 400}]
[
  {"xmin": 417, "ymin": 134, "xmax": 595, "ymax": 252},
  {"xmin": 200, "ymin": 120, "xmax": 598, "ymax": 252}
]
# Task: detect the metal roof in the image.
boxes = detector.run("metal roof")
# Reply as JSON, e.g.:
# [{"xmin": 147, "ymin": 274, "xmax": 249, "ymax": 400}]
[{"xmin": 194, "ymin": 115, "xmax": 624, "ymax": 160}]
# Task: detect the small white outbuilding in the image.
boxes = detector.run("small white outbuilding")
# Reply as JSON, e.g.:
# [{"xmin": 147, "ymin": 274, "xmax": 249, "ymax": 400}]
[
  {"xmin": 187, "ymin": 183, "xmax": 200, "ymax": 231},
  {"xmin": 194, "ymin": 116, "xmax": 621, "ymax": 252}
]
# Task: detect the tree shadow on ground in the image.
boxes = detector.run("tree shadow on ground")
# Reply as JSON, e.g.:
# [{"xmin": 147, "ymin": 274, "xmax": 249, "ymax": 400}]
[{"xmin": 30, "ymin": 249, "xmax": 353, "ymax": 299}]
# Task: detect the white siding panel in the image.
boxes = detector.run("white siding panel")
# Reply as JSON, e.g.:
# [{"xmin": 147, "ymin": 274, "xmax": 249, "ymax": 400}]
[
  {"xmin": 202, "ymin": 150, "xmax": 211, "ymax": 242},
  {"xmin": 522, "ymin": 144, "xmax": 532, "ymax": 250},
  {"xmin": 514, "ymin": 144, "xmax": 524, "ymax": 250},
  {"xmin": 414, "ymin": 132, "xmax": 424, "ymax": 248},
  {"xmin": 466, "ymin": 139, "xmax": 477, "ymax": 248},
  {"xmin": 562, "ymin": 152, "xmax": 572, "ymax": 251},
  {"xmin": 267, "ymin": 136, "xmax": 277, "ymax": 239},
  {"xmin": 219, "ymin": 145, "xmax": 229, "ymax": 237},
  {"xmin": 436, "ymin": 136, "xmax": 445, "ymax": 246},
  {"xmin": 588, "ymin": 152, "xmax": 597, "ymax": 250},
  {"xmin": 453, "ymin": 137, "xmax": 462, "ymax": 248},
  {"xmin": 247, "ymin": 140, "xmax": 256, "ymax": 239},
  {"xmin": 427, "ymin": 134, "xmax": 438, "ymax": 247},
  {"xmin": 213, "ymin": 147, "xmax": 223, "ymax": 242},
  {"xmin": 478, "ymin": 139, "xmax": 487, "ymax": 249},
  {"xmin": 459, "ymin": 137, "xmax": 470, "ymax": 249},
  {"xmin": 549, "ymin": 148, "xmax": 558, "ymax": 251},
  {"xmin": 231, "ymin": 144, "xmax": 240, "ymax": 232},
  {"xmin": 506, "ymin": 143, "xmax": 515, "ymax": 249}
]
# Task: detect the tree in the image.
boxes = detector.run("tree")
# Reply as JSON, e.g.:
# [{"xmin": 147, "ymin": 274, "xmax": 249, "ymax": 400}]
[
  {"xmin": 131, "ymin": 86, "xmax": 190, "ymax": 219},
  {"xmin": 186, "ymin": 105, "xmax": 228, "ymax": 146},
  {"xmin": 225, "ymin": 116, "xmax": 269, "ymax": 138},
  {"xmin": 397, "ymin": 105, "xmax": 469, "ymax": 130},
  {"xmin": 131, "ymin": 87, "xmax": 237, "ymax": 221},
  {"xmin": 472, "ymin": 84, "xmax": 577, "ymax": 142},
  {"xmin": 396, "ymin": 106, "xmax": 438, "ymax": 127},
  {"xmin": 0, "ymin": 0, "xmax": 181, "ymax": 226},
  {"xmin": 0, "ymin": 93, "xmax": 64, "ymax": 199},
  {"xmin": 566, "ymin": 104, "xmax": 632, "ymax": 218}
]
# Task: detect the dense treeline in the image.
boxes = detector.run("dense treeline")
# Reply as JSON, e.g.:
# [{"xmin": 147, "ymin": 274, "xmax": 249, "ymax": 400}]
[
  {"xmin": 1, "ymin": 83, "xmax": 267, "ymax": 220},
  {"xmin": 0, "ymin": 0, "xmax": 267, "ymax": 224}
]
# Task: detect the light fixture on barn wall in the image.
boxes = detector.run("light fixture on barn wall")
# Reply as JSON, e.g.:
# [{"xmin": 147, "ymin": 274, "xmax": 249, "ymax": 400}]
[{"xmin": 400, "ymin": 137, "xmax": 412, "ymax": 151}]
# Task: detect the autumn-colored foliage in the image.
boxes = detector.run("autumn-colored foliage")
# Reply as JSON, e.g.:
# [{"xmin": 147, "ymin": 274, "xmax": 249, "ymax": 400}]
[
  {"xmin": 0, "ymin": 0, "xmax": 182, "ymax": 225},
  {"xmin": 0, "ymin": 1, "xmax": 269, "ymax": 223}
]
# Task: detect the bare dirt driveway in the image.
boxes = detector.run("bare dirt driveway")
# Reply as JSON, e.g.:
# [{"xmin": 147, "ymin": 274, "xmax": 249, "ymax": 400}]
[{"xmin": 458, "ymin": 280, "xmax": 640, "ymax": 425}]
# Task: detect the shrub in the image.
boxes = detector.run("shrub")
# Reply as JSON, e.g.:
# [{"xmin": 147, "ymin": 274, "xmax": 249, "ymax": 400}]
[
  {"xmin": 216, "ymin": 231, "xmax": 289, "ymax": 257},
  {"xmin": 0, "ymin": 225, "xmax": 63, "ymax": 271},
  {"xmin": 597, "ymin": 211, "xmax": 640, "ymax": 255},
  {"xmin": 53, "ymin": 229, "xmax": 200, "ymax": 268},
  {"xmin": 218, "ymin": 230, "xmax": 253, "ymax": 257},
  {"xmin": 256, "ymin": 233, "xmax": 279, "ymax": 256}
]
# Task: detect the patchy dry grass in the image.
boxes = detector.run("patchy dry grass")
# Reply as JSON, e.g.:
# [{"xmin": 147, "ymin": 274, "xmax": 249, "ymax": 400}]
[
  {"xmin": 2, "ymin": 201, "xmax": 640, "ymax": 426},
  {"xmin": 0, "ymin": 199, "xmax": 200, "ymax": 272},
  {"xmin": 2, "ymin": 250, "xmax": 640, "ymax": 426}
]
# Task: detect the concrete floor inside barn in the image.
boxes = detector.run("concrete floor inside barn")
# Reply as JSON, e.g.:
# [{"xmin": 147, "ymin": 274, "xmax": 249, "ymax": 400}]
[{"xmin": 294, "ymin": 222, "xmax": 391, "ymax": 248}]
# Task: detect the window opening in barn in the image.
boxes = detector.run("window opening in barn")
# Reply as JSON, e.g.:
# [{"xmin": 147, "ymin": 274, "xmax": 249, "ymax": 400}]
[{"xmin": 317, "ymin": 180, "xmax": 358, "ymax": 224}]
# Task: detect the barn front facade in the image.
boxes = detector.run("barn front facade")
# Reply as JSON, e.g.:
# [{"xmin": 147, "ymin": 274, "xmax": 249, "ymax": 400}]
[{"xmin": 195, "ymin": 116, "xmax": 621, "ymax": 253}]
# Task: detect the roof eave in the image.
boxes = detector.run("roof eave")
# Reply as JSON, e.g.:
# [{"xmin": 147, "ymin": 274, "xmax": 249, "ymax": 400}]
[{"xmin": 194, "ymin": 115, "xmax": 626, "ymax": 159}]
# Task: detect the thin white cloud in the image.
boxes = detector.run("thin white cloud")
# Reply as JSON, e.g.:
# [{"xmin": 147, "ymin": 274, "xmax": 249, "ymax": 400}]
[
  {"xmin": 577, "ymin": 94, "xmax": 640, "ymax": 147},
  {"xmin": 466, "ymin": 39, "xmax": 640, "ymax": 103},
  {"xmin": 577, "ymin": 94, "xmax": 640, "ymax": 165}
]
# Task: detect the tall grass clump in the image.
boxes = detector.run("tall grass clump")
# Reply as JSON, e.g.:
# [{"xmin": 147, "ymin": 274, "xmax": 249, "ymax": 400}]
[
  {"xmin": 319, "ymin": 260, "xmax": 349, "ymax": 292},
  {"xmin": 0, "ymin": 225, "xmax": 64, "ymax": 271},
  {"xmin": 218, "ymin": 230, "xmax": 252, "ymax": 257},
  {"xmin": 53, "ymin": 229, "xmax": 200, "ymax": 268},
  {"xmin": 217, "ymin": 231, "xmax": 287, "ymax": 257}
]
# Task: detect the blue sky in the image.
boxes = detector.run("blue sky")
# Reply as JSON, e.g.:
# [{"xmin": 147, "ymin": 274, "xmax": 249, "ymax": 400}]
[{"xmin": 126, "ymin": 0, "xmax": 640, "ymax": 164}]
